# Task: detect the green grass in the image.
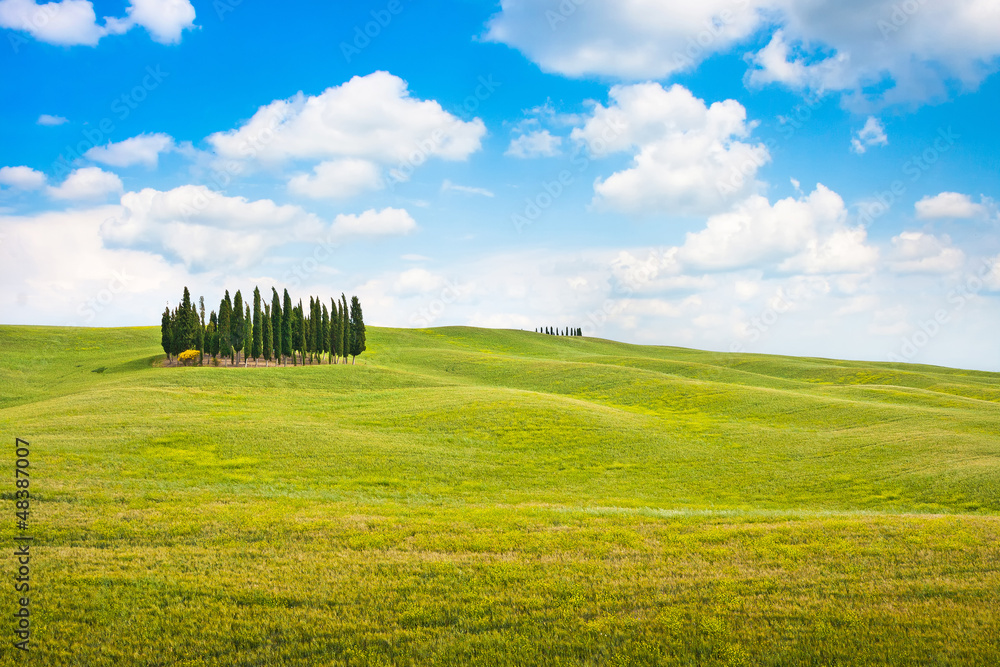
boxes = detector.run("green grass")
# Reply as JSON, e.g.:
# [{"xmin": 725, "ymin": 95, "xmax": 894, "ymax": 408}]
[{"xmin": 1, "ymin": 324, "xmax": 998, "ymax": 665}]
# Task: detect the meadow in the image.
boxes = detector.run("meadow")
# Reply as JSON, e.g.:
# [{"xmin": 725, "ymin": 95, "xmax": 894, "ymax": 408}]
[{"xmin": 0, "ymin": 324, "xmax": 998, "ymax": 666}]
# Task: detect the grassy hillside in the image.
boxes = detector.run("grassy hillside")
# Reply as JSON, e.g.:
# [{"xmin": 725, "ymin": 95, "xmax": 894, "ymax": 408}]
[{"xmin": 0, "ymin": 325, "xmax": 998, "ymax": 665}]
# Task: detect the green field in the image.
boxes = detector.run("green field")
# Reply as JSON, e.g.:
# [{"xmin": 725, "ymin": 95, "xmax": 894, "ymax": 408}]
[{"xmin": 1, "ymin": 324, "xmax": 998, "ymax": 665}]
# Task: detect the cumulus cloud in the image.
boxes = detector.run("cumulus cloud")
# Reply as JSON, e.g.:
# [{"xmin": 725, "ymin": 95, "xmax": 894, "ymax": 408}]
[
  {"xmin": 329, "ymin": 208, "xmax": 417, "ymax": 240},
  {"xmin": 888, "ymin": 231, "xmax": 965, "ymax": 274},
  {"xmin": 0, "ymin": 0, "xmax": 196, "ymax": 46},
  {"xmin": 104, "ymin": 0, "xmax": 196, "ymax": 44},
  {"xmin": 84, "ymin": 133, "xmax": 175, "ymax": 168},
  {"xmin": 206, "ymin": 72, "xmax": 486, "ymax": 172},
  {"xmin": 677, "ymin": 185, "xmax": 871, "ymax": 271},
  {"xmin": 47, "ymin": 167, "xmax": 123, "ymax": 200},
  {"xmin": 850, "ymin": 117, "xmax": 888, "ymax": 154},
  {"xmin": 915, "ymin": 192, "xmax": 990, "ymax": 220},
  {"xmin": 101, "ymin": 185, "xmax": 324, "ymax": 271},
  {"xmin": 37, "ymin": 114, "xmax": 68, "ymax": 126},
  {"xmin": 287, "ymin": 159, "xmax": 383, "ymax": 200},
  {"xmin": 485, "ymin": 0, "xmax": 766, "ymax": 80},
  {"xmin": 572, "ymin": 83, "xmax": 769, "ymax": 216},
  {"xmin": 0, "ymin": 166, "xmax": 47, "ymax": 190},
  {"xmin": 486, "ymin": 0, "xmax": 1000, "ymax": 107},
  {"xmin": 0, "ymin": 205, "xmax": 180, "ymax": 326},
  {"xmin": 505, "ymin": 130, "xmax": 562, "ymax": 158}
]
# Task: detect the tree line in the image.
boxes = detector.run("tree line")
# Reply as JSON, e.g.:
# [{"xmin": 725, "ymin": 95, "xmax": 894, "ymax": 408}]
[
  {"xmin": 537, "ymin": 327, "xmax": 582, "ymax": 336},
  {"xmin": 161, "ymin": 286, "xmax": 366, "ymax": 367}
]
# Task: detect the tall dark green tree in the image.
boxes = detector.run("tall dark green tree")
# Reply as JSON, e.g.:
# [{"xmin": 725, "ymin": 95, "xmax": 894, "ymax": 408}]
[
  {"xmin": 160, "ymin": 306, "xmax": 172, "ymax": 361},
  {"xmin": 349, "ymin": 295, "xmax": 366, "ymax": 364},
  {"xmin": 243, "ymin": 305, "xmax": 252, "ymax": 368},
  {"xmin": 262, "ymin": 304, "xmax": 273, "ymax": 366},
  {"xmin": 281, "ymin": 289, "xmax": 293, "ymax": 367},
  {"xmin": 296, "ymin": 300, "xmax": 306, "ymax": 365},
  {"xmin": 341, "ymin": 293, "xmax": 349, "ymax": 364},
  {"xmin": 271, "ymin": 288, "xmax": 282, "ymax": 363},
  {"xmin": 321, "ymin": 303, "xmax": 330, "ymax": 364},
  {"xmin": 330, "ymin": 298, "xmax": 341, "ymax": 364},
  {"xmin": 311, "ymin": 297, "xmax": 321, "ymax": 364},
  {"xmin": 252, "ymin": 287, "xmax": 263, "ymax": 366},
  {"xmin": 198, "ymin": 296, "xmax": 206, "ymax": 365},
  {"xmin": 219, "ymin": 293, "xmax": 232, "ymax": 363},
  {"xmin": 208, "ymin": 310, "xmax": 219, "ymax": 361},
  {"xmin": 232, "ymin": 290, "xmax": 244, "ymax": 364}
]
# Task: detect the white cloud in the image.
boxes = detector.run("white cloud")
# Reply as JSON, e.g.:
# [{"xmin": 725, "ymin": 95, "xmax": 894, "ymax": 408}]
[
  {"xmin": 101, "ymin": 185, "xmax": 324, "ymax": 271},
  {"xmin": 0, "ymin": 206, "xmax": 181, "ymax": 326},
  {"xmin": 47, "ymin": 167, "xmax": 123, "ymax": 200},
  {"xmin": 751, "ymin": 1, "xmax": 1000, "ymax": 107},
  {"xmin": 393, "ymin": 268, "xmax": 445, "ymax": 295},
  {"xmin": 104, "ymin": 0, "xmax": 196, "ymax": 44},
  {"xmin": 0, "ymin": 166, "xmax": 47, "ymax": 190},
  {"xmin": 0, "ymin": 0, "xmax": 196, "ymax": 46},
  {"xmin": 677, "ymin": 185, "xmax": 862, "ymax": 271},
  {"xmin": 37, "ymin": 114, "xmax": 68, "ymax": 126},
  {"xmin": 206, "ymin": 72, "xmax": 486, "ymax": 170},
  {"xmin": 850, "ymin": 117, "xmax": 888, "ymax": 154},
  {"xmin": 330, "ymin": 207, "xmax": 417, "ymax": 240},
  {"xmin": 486, "ymin": 0, "xmax": 1000, "ymax": 107},
  {"xmin": 84, "ymin": 133, "xmax": 175, "ymax": 168},
  {"xmin": 572, "ymin": 83, "xmax": 769, "ymax": 216},
  {"xmin": 441, "ymin": 180, "xmax": 494, "ymax": 198},
  {"xmin": 485, "ymin": 0, "xmax": 766, "ymax": 80},
  {"xmin": 287, "ymin": 159, "xmax": 383, "ymax": 200},
  {"xmin": 505, "ymin": 130, "xmax": 562, "ymax": 158},
  {"xmin": 888, "ymin": 232, "xmax": 965, "ymax": 274},
  {"xmin": 915, "ymin": 192, "xmax": 989, "ymax": 220}
]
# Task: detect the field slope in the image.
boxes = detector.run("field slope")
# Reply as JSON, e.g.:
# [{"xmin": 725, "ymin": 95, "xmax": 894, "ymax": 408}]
[{"xmin": 1, "ymin": 325, "xmax": 998, "ymax": 665}]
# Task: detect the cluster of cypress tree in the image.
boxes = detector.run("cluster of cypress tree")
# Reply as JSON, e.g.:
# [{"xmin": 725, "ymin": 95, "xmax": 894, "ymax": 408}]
[
  {"xmin": 537, "ymin": 327, "xmax": 582, "ymax": 337},
  {"xmin": 161, "ymin": 287, "xmax": 366, "ymax": 367}
]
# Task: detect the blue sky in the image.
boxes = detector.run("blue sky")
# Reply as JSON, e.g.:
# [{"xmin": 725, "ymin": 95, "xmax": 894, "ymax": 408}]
[{"xmin": 2, "ymin": 0, "xmax": 999, "ymax": 370}]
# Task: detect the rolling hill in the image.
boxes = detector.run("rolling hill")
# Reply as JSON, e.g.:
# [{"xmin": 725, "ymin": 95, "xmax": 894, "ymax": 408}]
[{"xmin": 1, "ymin": 325, "xmax": 997, "ymax": 665}]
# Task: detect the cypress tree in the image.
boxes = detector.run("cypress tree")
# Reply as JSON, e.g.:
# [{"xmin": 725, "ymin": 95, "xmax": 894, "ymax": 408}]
[
  {"xmin": 252, "ymin": 287, "xmax": 263, "ymax": 366},
  {"xmin": 312, "ymin": 297, "xmax": 321, "ymax": 364},
  {"xmin": 271, "ymin": 289, "xmax": 282, "ymax": 362},
  {"xmin": 349, "ymin": 295, "xmax": 366, "ymax": 364},
  {"xmin": 243, "ymin": 305, "xmax": 252, "ymax": 368},
  {"xmin": 341, "ymin": 293, "xmax": 349, "ymax": 364},
  {"xmin": 296, "ymin": 300, "xmax": 306, "ymax": 365},
  {"xmin": 219, "ymin": 295, "xmax": 232, "ymax": 364},
  {"xmin": 161, "ymin": 306, "xmax": 172, "ymax": 361},
  {"xmin": 199, "ymin": 296, "xmax": 206, "ymax": 364},
  {"xmin": 233, "ymin": 290, "xmax": 244, "ymax": 364},
  {"xmin": 330, "ymin": 298, "xmax": 341, "ymax": 364},
  {"xmin": 262, "ymin": 304, "xmax": 273, "ymax": 366},
  {"xmin": 321, "ymin": 303, "xmax": 330, "ymax": 363},
  {"xmin": 282, "ymin": 289, "xmax": 293, "ymax": 366},
  {"xmin": 208, "ymin": 311, "xmax": 219, "ymax": 361}
]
